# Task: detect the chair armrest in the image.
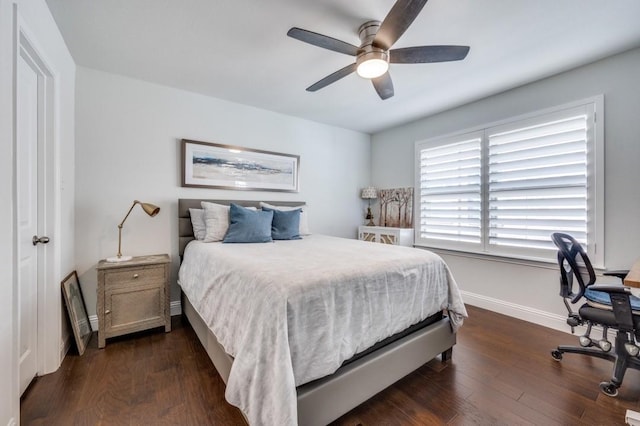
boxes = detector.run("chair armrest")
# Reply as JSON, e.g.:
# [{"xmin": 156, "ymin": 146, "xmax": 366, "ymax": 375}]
[
  {"xmin": 589, "ymin": 283, "xmax": 631, "ymax": 295},
  {"xmin": 604, "ymin": 270, "xmax": 629, "ymax": 281},
  {"xmin": 591, "ymin": 284, "xmax": 635, "ymax": 331}
]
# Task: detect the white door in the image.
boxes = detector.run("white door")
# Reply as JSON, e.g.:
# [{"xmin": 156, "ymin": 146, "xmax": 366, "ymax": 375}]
[{"xmin": 17, "ymin": 48, "xmax": 43, "ymax": 395}]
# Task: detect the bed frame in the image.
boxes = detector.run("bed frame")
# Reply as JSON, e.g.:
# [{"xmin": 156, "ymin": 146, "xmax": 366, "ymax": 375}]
[{"xmin": 178, "ymin": 199, "xmax": 456, "ymax": 426}]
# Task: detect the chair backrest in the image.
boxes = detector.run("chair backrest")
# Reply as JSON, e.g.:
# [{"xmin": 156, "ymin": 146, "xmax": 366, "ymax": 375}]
[{"xmin": 551, "ymin": 232, "xmax": 596, "ymax": 304}]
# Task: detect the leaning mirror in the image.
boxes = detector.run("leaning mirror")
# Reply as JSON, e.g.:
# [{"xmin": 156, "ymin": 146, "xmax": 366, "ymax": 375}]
[{"xmin": 61, "ymin": 271, "xmax": 92, "ymax": 355}]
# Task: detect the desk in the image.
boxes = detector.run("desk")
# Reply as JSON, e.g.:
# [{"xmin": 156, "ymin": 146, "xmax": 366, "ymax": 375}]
[{"xmin": 624, "ymin": 258, "xmax": 640, "ymax": 288}]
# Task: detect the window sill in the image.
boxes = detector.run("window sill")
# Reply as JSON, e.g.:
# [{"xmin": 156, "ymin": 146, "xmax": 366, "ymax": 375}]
[{"xmin": 414, "ymin": 244, "xmax": 607, "ymax": 274}]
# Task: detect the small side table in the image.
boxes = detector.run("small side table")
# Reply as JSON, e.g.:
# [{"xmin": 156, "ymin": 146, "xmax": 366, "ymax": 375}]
[{"xmin": 96, "ymin": 254, "xmax": 171, "ymax": 348}]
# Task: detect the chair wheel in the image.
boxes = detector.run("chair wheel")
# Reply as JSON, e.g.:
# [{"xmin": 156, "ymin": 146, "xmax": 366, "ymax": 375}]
[
  {"xmin": 599, "ymin": 381, "xmax": 619, "ymax": 397},
  {"xmin": 551, "ymin": 350, "xmax": 563, "ymax": 361}
]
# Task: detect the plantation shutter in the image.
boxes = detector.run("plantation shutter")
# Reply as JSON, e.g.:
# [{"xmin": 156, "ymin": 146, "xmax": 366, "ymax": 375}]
[
  {"xmin": 487, "ymin": 112, "xmax": 588, "ymax": 252},
  {"xmin": 418, "ymin": 135, "xmax": 482, "ymax": 245}
]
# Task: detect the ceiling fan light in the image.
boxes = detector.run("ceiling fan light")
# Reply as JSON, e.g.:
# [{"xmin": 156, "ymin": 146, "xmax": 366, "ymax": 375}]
[
  {"xmin": 356, "ymin": 48, "xmax": 389, "ymax": 79},
  {"xmin": 356, "ymin": 58, "xmax": 389, "ymax": 79}
]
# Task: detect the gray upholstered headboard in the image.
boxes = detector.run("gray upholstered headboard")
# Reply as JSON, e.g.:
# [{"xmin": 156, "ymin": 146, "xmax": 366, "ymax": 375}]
[{"xmin": 178, "ymin": 199, "xmax": 306, "ymax": 258}]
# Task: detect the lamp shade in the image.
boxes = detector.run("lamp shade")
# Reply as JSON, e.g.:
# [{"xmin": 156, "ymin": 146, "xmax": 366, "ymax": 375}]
[
  {"xmin": 361, "ymin": 187, "xmax": 377, "ymax": 199},
  {"xmin": 140, "ymin": 202, "xmax": 160, "ymax": 217}
]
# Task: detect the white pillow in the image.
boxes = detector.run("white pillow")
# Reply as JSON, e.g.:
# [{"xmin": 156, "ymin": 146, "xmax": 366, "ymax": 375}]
[
  {"xmin": 201, "ymin": 202, "xmax": 257, "ymax": 242},
  {"xmin": 259, "ymin": 202, "xmax": 310, "ymax": 235},
  {"xmin": 189, "ymin": 208, "xmax": 206, "ymax": 241},
  {"xmin": 201, "ymin": 202, "xmax": 231, "ymax": 242}
]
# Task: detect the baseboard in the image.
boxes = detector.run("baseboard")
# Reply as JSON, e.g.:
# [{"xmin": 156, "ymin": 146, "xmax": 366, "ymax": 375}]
[
  {"xmin": 91, "ymin": 293, "xmax": 574, "ymax": 336},
  {"xmin": 170, "ymin": 300, "xmax": 182, "ymax": 316},
  {"xmin": 88, "ymin": 301, "xmax": 182, "ymax": 332},
  {"xmin": 89, "ymin": 315, "xmax": 98, "ymax": 332},
  {"xmin": 60, "ymin": 333, "xmax": 71, "ymax": 361},
  {"xmin": 460, "ymin": 290, "xmax": 587, "ymax": 335}
]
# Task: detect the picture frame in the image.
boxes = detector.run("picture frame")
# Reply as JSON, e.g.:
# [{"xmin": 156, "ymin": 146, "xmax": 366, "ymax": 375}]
[
  {"xmin": 61, "ymin": 271, "xmax": 92, "ymax": 355},
  {"xmin": 181, "ymin": 139, "xmax": 300, "ymax": 192},
  {"xmin": 378, "ymin": 187, "xmax": 414, "ymax": 228}
]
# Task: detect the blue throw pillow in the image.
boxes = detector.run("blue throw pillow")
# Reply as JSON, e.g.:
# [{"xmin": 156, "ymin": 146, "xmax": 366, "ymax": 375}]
[
  {"xmin": 262, "ymin": 207, "xmax": 301, "ymax": 240},
  {"xmin": 223, "ymin": 203, "xmax": 274, "ymax": 243}
]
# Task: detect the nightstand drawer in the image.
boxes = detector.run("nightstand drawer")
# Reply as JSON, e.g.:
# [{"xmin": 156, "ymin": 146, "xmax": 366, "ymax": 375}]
[{"xmin": 104, "ymin": 265, "xmax": 165, "ymax": 288}]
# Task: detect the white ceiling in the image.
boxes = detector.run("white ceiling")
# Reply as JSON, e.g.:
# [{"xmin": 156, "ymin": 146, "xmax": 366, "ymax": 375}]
[{"xmin": 45, "ymin": 0, "xmax": 640, "ymax": 134}]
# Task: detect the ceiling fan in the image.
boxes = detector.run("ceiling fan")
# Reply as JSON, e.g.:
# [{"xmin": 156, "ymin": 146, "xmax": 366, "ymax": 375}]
[{"xmin": 287, "ymin": 0, "xmax": 470, "ymax": 100}]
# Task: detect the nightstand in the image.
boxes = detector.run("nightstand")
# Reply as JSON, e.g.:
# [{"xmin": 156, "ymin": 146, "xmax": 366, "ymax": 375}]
[
  {"xmin": 358, "ymin": 226, "xmax": 414, "ymax": 247},
  {"xmin": 96, "ymin": 254, "xmax": 171, "ymax": 348}
]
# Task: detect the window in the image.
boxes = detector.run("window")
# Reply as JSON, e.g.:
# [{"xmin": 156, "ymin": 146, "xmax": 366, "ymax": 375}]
[
  {"xmin": 415, "ymin": 98, "xmax": 603, "ymax": 266},
  {"xmin": 418, "ymin": 133, "xmax": 482, "ymax": 245}
]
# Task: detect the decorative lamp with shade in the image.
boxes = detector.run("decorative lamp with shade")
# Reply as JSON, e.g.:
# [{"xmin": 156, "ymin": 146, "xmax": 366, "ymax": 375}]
[
  {"xmin": 361, "ymin": 187, "xmax": 377, "ymax": 226},
  {"xmin": 106, "ymin": 200, "xmax": 160, "ymax": 262}
]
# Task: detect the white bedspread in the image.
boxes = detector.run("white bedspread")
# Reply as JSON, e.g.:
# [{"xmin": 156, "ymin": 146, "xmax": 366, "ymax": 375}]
[{"xmin": 178, "ymin": 234, "xmax": 467, "ymax": 426}]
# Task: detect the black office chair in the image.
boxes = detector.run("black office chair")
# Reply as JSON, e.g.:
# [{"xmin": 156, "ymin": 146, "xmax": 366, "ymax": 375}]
[{"xmin": 551, "ymin": 232, "xmax": 640, "ymax": 396}]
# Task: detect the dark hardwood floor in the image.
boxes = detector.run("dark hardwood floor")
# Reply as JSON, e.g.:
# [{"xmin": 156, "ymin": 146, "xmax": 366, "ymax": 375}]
[{"xmin": 21, "ymin": 305, "xmax": 640, "ymax": 425}]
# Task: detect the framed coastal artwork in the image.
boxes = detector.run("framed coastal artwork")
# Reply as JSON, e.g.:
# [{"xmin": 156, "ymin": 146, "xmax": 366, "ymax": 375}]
[{"xmin": 181, "ymin": 139, "xmax": 300, "ymax": 192}]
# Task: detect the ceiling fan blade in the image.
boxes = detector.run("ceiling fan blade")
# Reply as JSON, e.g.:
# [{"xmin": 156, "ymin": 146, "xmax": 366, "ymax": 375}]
[
  {"xmin": 306, "ymin": 63, "xmax": 357, "ymax": 92},
  {"xmin": 372, "ymin": 72, "xmax": 394, "ymax": 100},
  {"xmin": 287, "ymin": 27, "xmax": 358, "ymax": 56},
  {"xmin": 390, "ymin": 45, "xmax": 470, "ymax": 63},
  {"xmin": 373, "ymin": 0, "xmax": 429, "ymax": 50}
]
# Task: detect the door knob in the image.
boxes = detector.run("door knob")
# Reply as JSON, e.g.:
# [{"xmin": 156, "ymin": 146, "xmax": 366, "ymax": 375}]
[{"xmin": 32, "ymin": 235, "xmax": 50, "ymax": 246}]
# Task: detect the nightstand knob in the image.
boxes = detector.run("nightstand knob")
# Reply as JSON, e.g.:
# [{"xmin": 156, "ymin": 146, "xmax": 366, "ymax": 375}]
[
  {"xmin": 105, "ymin": 309, "xmax": 111, "ymax": 315},
  {"xmin": 133, "ymin": 273, "xmax": 139, "ymax": 279}
]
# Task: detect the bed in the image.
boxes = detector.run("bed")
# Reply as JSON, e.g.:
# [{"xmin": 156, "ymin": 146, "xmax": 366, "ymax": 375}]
[{"xmin": 177, "ymin": 199, "xmax": 467, "ymax": 426}]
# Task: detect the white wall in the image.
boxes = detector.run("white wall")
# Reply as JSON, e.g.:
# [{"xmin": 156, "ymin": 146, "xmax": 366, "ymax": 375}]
[
  {"xmin": 1, "ymin": 0, "xmax": 75, "ymax": 424},
  {"xmin": 75, "ymin": 67, "xmax": 372, "ymax": 316},
  {"xmin": 371, "ymin": 47, "xmax": 640, "ymax": 328}
]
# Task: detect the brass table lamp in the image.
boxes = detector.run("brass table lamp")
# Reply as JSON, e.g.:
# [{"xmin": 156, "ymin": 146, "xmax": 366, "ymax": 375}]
[{"xmin": 106, "ymin": 200, "xmax": 160, "ymax": 262}]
